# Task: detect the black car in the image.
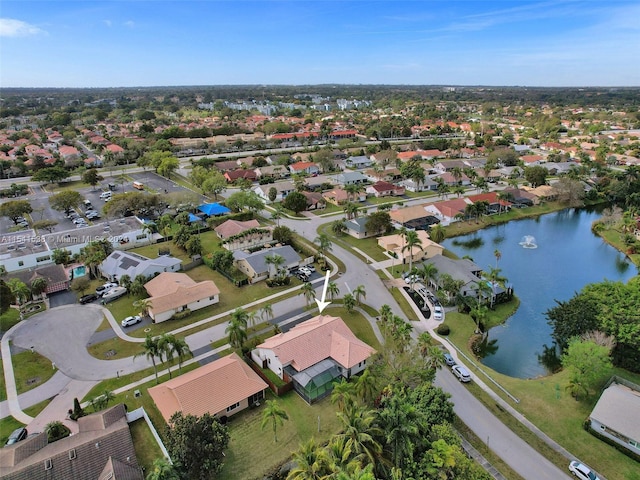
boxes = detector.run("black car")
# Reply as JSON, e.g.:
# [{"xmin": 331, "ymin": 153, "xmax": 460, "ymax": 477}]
[
  {"xmin": 6, "ymin": 427, "xmax": 27, "ymax": 445},
  {"xmin": 79, "ymin": 293, "xmax": 98, "ymax": 304}
]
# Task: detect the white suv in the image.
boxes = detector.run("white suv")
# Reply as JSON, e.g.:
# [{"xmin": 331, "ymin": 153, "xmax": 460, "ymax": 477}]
[
  {"xmin": 569, "ymin": 461, "xmax": 600, "ymax": 480},
  {"xmin": 452, "ymin": 365, "xmax": 471, "ymax": 382},
  {"xmin": 100, "ymin": 191, "xmax": 112, "ymax": 199}
]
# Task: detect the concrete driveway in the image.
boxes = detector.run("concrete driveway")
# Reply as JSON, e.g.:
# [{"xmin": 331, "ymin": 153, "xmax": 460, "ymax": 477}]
[{"xmin": 9, "ymin": 304, "xmax": 153, "ymax": 381}]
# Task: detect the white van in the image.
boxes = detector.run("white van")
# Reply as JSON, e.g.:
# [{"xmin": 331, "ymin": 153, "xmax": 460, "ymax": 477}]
[
  {"xmin": 132, "ymin": 181, "xmax": 144, "ymax": 190},
  {"xmin": 100, "ymin": 191, "xmax": 112, "ymax": 199}
]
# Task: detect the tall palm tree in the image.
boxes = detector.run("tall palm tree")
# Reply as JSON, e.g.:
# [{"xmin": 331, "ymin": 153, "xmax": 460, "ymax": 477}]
[
  {"xmin": 265, "ymin": 254, "xmax": 285, "ymax": 279},
  {"xmin": 169, "ymin": 336, "xmax": 192, "ymax": 374},
  {"xmin": 287, "ymin": 439, "xmax": 327, "ymax": 480},
  {"xmin": 343, "ymin": 202, "xmax": 359, "ymax": 220},
  {"xmin": 336, "ymin": 404, "xmax": 382, "ymax": 467},
  {"xmin": 331, "ymin": 378, "xmax": 356, "ymax": 411},
  {"xmin": 343, "ymin": 293, "xmax": 356, "ymax": 313},
  {"xmin": 378, "ymin": 304, "xmax": 393, "ymax": 324},
  {"xmin": 402, "ymin": 230, "xmax": 423, "ymax": 284},
  {"xmin": 353, "ymin": 285, "xmax": 366, "ymax": 305},
  {"xmin": 7, "ymin": 279, "xmax": 30, "ymax": 306},
  {"xmin": 260, "ymin": 303, "xmax": 274, "ymax": 323},
  {"xmin": 327, "ymin": 281, "xmax": 340, "ymax": 301},
  {"xmin": 429, "ymin": 223, "xmax": 446, "ymax": 244},
  {"xmin": 261, "ymin": 400, "xmax": 289, "ymax": 443},
  {"xmin": 323, "ymin": 437, "xmax": 356, "ymax": 477},
  {"xmin": 30, "ymin": 277, "xmax": 48, "ymax": 299},
  {"xmin": 300, "ymin": 282, "xmax": 316, "ymax": 306},
  {"xmin": 417, "ymin": 332, "xmax": 445, "ymax": 370},
  {"xmin": 314, "ymin": 233, "xmax": 333, "ymax": 260},
  {"xmin": 332, "ymin": 219, "xmax": 346, "ymax": 236},
  {"xmin": 271, "ymin": 205, "xmax": 284, "ymax": 227},
  {"xmin": 134, "ymin": 334, "xmax": 161, "ymax": 383},
  {"xmin": 494, "ymin": 248, "xmax": 502, "ymax": 269},
  {"xmin": 119, "ymin": 274, "xmax": 132, "ymax": 292},
  {"xmin": 485, "ymin": 266, "xmax": 507, "ymax": 309},
  {"xmin": 354, "ymin": 368, "xmax": 378, "ymax": 406},
  {"xmin": 377, "ymin": 395, "xmax": 423, "ymax": 469},
  {"xmin": 419, "ymin": 263, "xmax": 439, "ymax": 289},
  {"xmin": 134, "ymin": 298, "xmax": 153, "ymax": 317},
  {"xmin": 344, "ymin": 183, "xmax": 363, "ymax": 202},
  {"xmin": 226, "ymin": 308, "xmax": 249, "ymax": 349}
]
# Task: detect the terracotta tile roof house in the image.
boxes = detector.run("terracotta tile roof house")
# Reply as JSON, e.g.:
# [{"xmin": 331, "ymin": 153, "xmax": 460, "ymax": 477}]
[
  {"xmin": 149, "ymin": 352, "xmax": 267, "ymax": 422},
  {"xmin": 251, "ymin": 315, "xmax": 376, "ymax": 403},
  {"xmin": 144, "ymin": 272, "xmax": 220, "ymax": 323},
  {"xmin": 58, "ymin": 145, "xmax": 80, "ymax": 164},
  {"xmin": 106, "ymin": 143, "xmax": 125, "ymax": 154},
  {"xmin": 0, "ymin": 404, "xmax": 143, "ymax": 480},
  {"xmin": 377, "ymin": 230, "xmax": 444, "ymax": 264},
  {"xmin": 366, "ymin": 181, "xmax": 405, "ymax": 197},
  {"xmin": 214, "ymin": 219, "xmax": 261, "ymax": 239},
  {"xmin": 467, "ymin": 192, "xmax": 512, "ymax": 211},
  {"xmin": 289, "ymin": 161, "xmax": 319, "ymax": 175},
  {"xmin": 323, "ymin": 188, "xmax": 350, "ymax": 205},
  {"xmin": 224, "ymin": 169, "xmax": 257, "ymax": 183},
  {"xmin": 389, "ymin": 204, "xmax": 432, "ymax": 225},
  {"xmin": 437, "ymin": 171, "xmax": 471, "ymax": 186},
  {"xmin": 424, "ymin": 198, "xmax": 470, "ymax": 224}
]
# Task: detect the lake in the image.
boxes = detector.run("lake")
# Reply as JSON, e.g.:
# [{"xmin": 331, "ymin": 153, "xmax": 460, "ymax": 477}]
[{"xmin": 441, "ymin": 207, "xmax": 638, "ymax": 379}]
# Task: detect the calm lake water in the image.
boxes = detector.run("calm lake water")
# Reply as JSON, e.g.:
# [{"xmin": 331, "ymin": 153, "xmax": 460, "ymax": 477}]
[{"xmin": 441, "ymin": 207, "xmax": 638, "ymax": 379}]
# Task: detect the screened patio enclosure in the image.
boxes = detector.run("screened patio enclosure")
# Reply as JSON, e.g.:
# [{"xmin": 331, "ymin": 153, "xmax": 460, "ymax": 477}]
[{"xmin": 287, "ymin": 359, "xmax": 342, "ymax": 404}]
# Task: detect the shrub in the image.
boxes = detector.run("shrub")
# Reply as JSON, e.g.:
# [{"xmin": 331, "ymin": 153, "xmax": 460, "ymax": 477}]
[
  {"xmin": 171, "ymin": 309, "xmax": 192, "ymax": 321},
  {"xmin": 436, "ymin": 323, "xmax": 450, "ymax": 335}
]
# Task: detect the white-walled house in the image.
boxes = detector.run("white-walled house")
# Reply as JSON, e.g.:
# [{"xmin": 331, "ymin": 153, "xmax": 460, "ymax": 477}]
[
  {"xmin": 251, "ymin": 315, "xmax": 375, "ymax": 403},
  {"xmin": 144, "ymin": 272, "xmax": 220, "ymax": 323},
  {"xmin": 99, "ymin": 251, "xmax": 182, "ymax": 282}
]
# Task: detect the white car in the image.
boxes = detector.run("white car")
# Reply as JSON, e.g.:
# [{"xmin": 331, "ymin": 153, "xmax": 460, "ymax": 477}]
[
  {"xmin": 299, "ymin": 266, "xmax": 313, "ymax": 276},
  {"xmin": 452, "ymin": 365, "xmax": 471, "ymax": 382},
  {"xmin": 96, "ymin": 282, "xmax": 118, "ymax": 296},
  {"xmin": 433, "ymin": 306, "xmax": 444, "ymax": 321},
  {"xmin": 569, "ymin": 461, "xmax": 600, "ymax": 480},
  {"xmin": 121, "ymin": 315, "xmax": 142, "ymax": 327},
  {"xmin": 99, "ymin": 191, "xmax": 112, "ymax": 199}
]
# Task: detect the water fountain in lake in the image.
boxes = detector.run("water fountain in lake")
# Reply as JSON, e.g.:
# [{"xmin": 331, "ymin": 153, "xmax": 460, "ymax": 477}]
[{"xmin": 519, "ymin": 235, "xmax": 538, "ymax": 249}]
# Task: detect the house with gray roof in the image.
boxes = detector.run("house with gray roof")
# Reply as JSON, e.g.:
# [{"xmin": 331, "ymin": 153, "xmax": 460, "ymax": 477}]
[
  {"xmin": 420, "ymin": 254, "xmax": 490, "ymax": 298},
  {"xmin": 345, "ymin": 217, "xmax": 386, "ymax": 239},
  {"xmin": 333, "ymin": 171, "xmax": 368, "ymax": 186},
  {"xmin": 589, "ymin": 380, "xmax": 640, "ymax": 454},
  {"xmin": 345, "ymin": 155, "xmax": 373, "ymax": 169},
  {"xmin": 233, "ymin": 245, "xmax": 304, "ymax": 283},
  {"xmin": 99, "ymin": 251, "xmax": 182, "ymax": 282}
]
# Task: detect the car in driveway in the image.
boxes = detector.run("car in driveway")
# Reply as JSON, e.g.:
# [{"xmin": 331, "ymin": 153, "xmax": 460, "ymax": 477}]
[
  {"xmin": 569, "ymin": 461, "xmax": 600, "ymax": 480},
  {"xmin": 433, "ymin": 305, "xmax": 444, "ymax": 321},
  {"xmin": 79, "ymin": 293, "xmax": 98, "ymax": 304},
  {"xmin": 443, "ymin": 352, "xmax": 456, "ymax": 366},
  {"xmin": 121, "ymin": 315, "xmax": 142, "ymax": 327},
  {"xmin": 96, "ymin": 282, "xmax": 118, "ymax": 296},
  {"xmin": 6, "ymin": 427, "xmax": 27, "ymax": 445},
  {"xmin": 452, "ymin": 364, "xmax": 471, "ymax": 382},
  {"xmin": 101, "ymin": 286, "xmax": 127, "ymax": 303}
]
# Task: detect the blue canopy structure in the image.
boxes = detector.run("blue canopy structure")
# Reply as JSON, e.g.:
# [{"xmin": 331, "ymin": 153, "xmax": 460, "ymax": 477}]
[
  {"xmin": 198, "ymin": 203, "xmax": 230, "ymax": 216},
  {"xmin": 188, "ymin": 213, "xmax": 201, "ymax": 223}
]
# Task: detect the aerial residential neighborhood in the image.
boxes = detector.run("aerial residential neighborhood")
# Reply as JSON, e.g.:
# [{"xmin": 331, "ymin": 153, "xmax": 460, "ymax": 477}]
[{"xmin": 2, "ymin": 2, "xmax": 640, "ymax": 477}]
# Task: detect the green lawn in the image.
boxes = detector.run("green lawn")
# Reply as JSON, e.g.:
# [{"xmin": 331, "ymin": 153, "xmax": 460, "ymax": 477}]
[
  {"xmin": 442, "ymin": 304, "xmax": 640, "ymax": 480},
  {"xmin": 129, "ymin": 418, "xmax": 164, "ymax": 473},
  {"xmin": 0, "ymin": 416, "xmax": 25, "ymax": 445},
  {"xmin": 0, "ymin": 308, "xmax": 20, "ymax": 333},
  {"xmin": 318, "ymin": 223, "xmax": 389, "ymax": 262},
  {"xmin": 12, "ymin": 350, "xmax": 58, "ymax": 395},
  {"xmin": 218, "ymin": 391, "xmax": 342, "ymax": 480}
]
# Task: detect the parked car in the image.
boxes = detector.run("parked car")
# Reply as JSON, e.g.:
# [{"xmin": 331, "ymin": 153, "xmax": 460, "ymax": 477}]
[
  {"xmin": 101, "ymin": 286, "xmax": 127, "ymax": 303},
  {"xmin": 304, "ymin": 264, "xmax": 316, "ymax": 273},
  {"xmin": 96, "ymin": 283, "xmax": 118, "ymax": 296},
  {"xmin": 569, "ymin": 461, "xmax": 600, "ymax": 480},
  {"xmin": 86, "ymin": 211, "xmax": 100, "ymax": 220},
  {"xmin": 6, "ymin": 427, "xmax": 27, "ymax": 445},
  {"xmin": 100, "ymin": 191, "xmax": 112, "ymax": 198},
  {"xmin": 433, "ymin": 305, "xmax": 444, "ymax": 321},
  {"xmin": 452, "ymin": 365, "xmax": 471, "ymax": 382},
  {"xmin": 443, "ymin": 352, "xmax": 456, "ymax": 366},
  {"xmin": 121, "ymin": 315, "xmax": 142, "ymax": 327},
  {"xmin": 296, "ymin": 272, "xmax": 310, "ymax": 282},
  {"xmin": 79, "ymin": 293, "xmax": 98, "ymax": 304},
  {"xmin": 299, "ymin": 266, "xmax": 312, "ymax": 276}
]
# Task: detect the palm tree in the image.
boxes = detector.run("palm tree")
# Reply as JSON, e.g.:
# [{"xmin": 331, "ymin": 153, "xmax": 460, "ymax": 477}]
[
  {"xmin": 402, "ymin": 230, "xmax": 423, "ymax": 284},
  {"xmin": 157, "ymin": 333, "xmax": 176, "ymax": 378},
  {"xmin": 327, "ymin": 281, "xmax": 340, "ymax": 301},
  {"xmin": 417, "ymin": 332, "xmax": 445, "ymax": 370},
  {"xmin": 7, "ymin": 279, "xmax": 30, "ymax": 306},
  {"xmin": 314, "ymin": 233, "xmax": 333, "ymax": 260},
  {"xmin": 226, "ymin": 308, "xmax": 249, "ymax": 349},
  {"xmin": 260, "ymin": 303, "xmax": 274, "ymax": 323},
  {"xmin": 30, "ymin": 277, "xmax": 48, "ymax": 299},
  {"xmin": 133, "ymin": 298, "xmax": 153, "ymax": 317},
  {"xmin": 378, "ymin": 304, "xmax": 393, "ymax": 324},
  {"xmin": 494, "ymin": 248, "xmax": 502, "ymax": 269},
  {"xmin": 332, "ymin": 219, "xmax": 346, "ymax": 236},
  {"xmin": 45, "ymin": 420, "xmax": 69, "ymax": 442},
  {"xmin": 378, "ymin": 395, "xmax": 423, "ymax": 469},
  {"xmin": 485, "ymin": 266, "xmax": 507, "ymax": 309},
  {"xmin": 134, "ymin": 334, "xmax": 161, "ymax": 383},
  {"xmin": 142, "ymin": 222, "xmax": 157, "ymax": 245},
  {"xmin": 323, "ymin": 437, "xmax": 356, "ymax": 477},
  {"xmin": 353, "ymin": 284, "xmax": 366, "ymax": 305},
  {"xmin": 336, "ymin": 404, "xmax": 382, "ymax": 467},
  {"xmin": 331, "ymin": 378, "xmax": 356, "ymax": 411},
  {"xmin": 146, "ymin": 458, "xmax": 180, "ymax": 480},
  {"xmin": 429, "ymin": 223, "xmax": 446, "ymax": 244},
  {"xmin": 354, "ymin": 368, "xmax": 378, "ymax": 406},
  {"xmin": 119, "ymin": 274, "xmax": 132, "ymax": 291},
  {"xmin": 287, "ymin": 438, "xmax": 326, "ymax": 480},
  {"xmin": 168, "ymin": 336, "xmax": 192, "ymax": 374},
  {"xmin": 265, "ymin": 254, "xmax": 285, "ymax": 279},
  {"xmin": 261, "ymin": 400, "xmax": 289, "ymax": 442},
  {"xmin": 343, "ymin": 202, "xmax": 359, "ymax": 220},
  {"xmin": 419, "ymin": 263, "xmax": 439, "ymax": 289},
  {"xmin": 271, "ymin": 205, "xmax": 284, "ymax": 226},
  {"xmin": 343, "ymin": 293, "xmax": 356, "ymax": 313},
  {"xmin": 345, "ymin": 183, "xmax": 363, "ymax": 202},
  {"xmin": 300, "ymin": 282, "xmax": 316, "ymax": 306}
]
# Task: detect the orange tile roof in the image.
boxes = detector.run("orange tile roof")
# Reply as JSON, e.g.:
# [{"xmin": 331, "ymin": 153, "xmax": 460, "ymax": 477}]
[
  {"xmin": 148, "ymin": 352, "xmax": 267, "ymax": 421},
  {"xmin": 145, "ymin": 272, "xmax": 196, "ymax": 297},
  {"xmin": 257, "ymin": 315, "xmax": 375, "ymax": 372},
  {"xmin": 145, "ymin": 272, "xmax": 220, "ymax": 315}
]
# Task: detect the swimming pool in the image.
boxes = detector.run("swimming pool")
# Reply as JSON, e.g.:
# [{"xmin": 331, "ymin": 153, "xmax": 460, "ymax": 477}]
[{"xmin": 72, "ymin": 265, "xmax": 86, "ymax": 278}]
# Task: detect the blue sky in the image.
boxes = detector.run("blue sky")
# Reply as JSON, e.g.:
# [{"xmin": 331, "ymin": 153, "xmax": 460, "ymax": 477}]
[{"xmin": 1, "ymin": 1, "xmax": 639, "ymax": 88}]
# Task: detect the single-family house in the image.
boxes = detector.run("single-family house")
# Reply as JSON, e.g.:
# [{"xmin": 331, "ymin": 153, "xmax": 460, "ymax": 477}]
[
  {"xmin": 4, "ymin": 264, "xmax": 70, "ymax": 295},
  {"xmin": 436, "ymin": 171, "xmax": 471, "ymax": 186},
  {"xmin": 501, "ymin": 187, "xmax": 539, "ymax": 206},
  {"xmin": 467, "ymin": 192, "xmax": 512, "ymax": 214},
  {"xmin": 233, "ymin": 245, "xmax": 302, "ymax": 283},
  {"xmin": 214, "ymin": 219, "xmax": 261, "ymax": 239},
  {"xmin": 224, "ymin": 169, "xmax": 257, "ymax": 183},
  {"xmin": 323, "ymin": 188, "xmax": 365, "ymax": 205},
  {"xmin": 333, "ymin": 171, "xmax": 368, "ymax": 186},
  {"xmin": 254, "ymin": 164, "xmax": 290, "ymax": 179},
  {"xmin": 399, "ymin": 176, "xmax": 438, "ymax": 192},
  {"xmin": 99, "ymin": 251, "xmax": 182, "ymax": 282},
  {"xmin": 364, "ymin": 167, "xmax": 402, "ymax": 183},
  {"xmin": 0, "ymin": 404, "xmax": 143, "ymax": 480},
  {"xmin": 301, "ymin": 191, "xmax": 326, "ymax": 210},
  {"xmin": 253, "ymin": 181, "xmax": 295, "ymax": 203},
  {"xmin": 215, "ymin": 219, "xmax": 273, "ymax": 251},
  {"xmin": 344, "ymin": 217, "xmax": 387, "ymax": 239},
  {"xmin": 149, "ymin": 352, "xmax": 268, "ymax": 422},
  {"xmin": 434, "ymin": 159, "xmax": 467, "ymax": 173},
  {"xmin": 377, "ymin": 230, "xmax": 444, "ymax": 264},
  {"xmin": 345, "ymin": 155, "xmax": 374, "ymax": 169},
  {"xmin": 251, "ymin": 315, "xmax": 376, "ymax": 403},
  {"xmin": 289, "ymin": 161, "xmax": 319, "ymax": 175},
  {"xmin": 389, "ymin": 204, "xmax": 440, "ymax": 229},
  {"xmin": 588, "ymin": 381, "xmax": 640, "ymax": 454},
  {"xmin": 144, "ymin": 272, "xmax": 220, "ymax": 323},
  {"xmin": 424, "ymin": 198, "xmax": 469, "ymax": 224},
  {"xmin": 58, "ymin": 145, "xmax": 81, "ymax": 165},
  {"xmin": 366, "ymin": 181, "xmax": 405, "ymax": 198}
]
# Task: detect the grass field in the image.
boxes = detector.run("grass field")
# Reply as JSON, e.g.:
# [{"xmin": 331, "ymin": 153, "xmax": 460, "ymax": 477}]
[
  {"xmin": 11, "ymin": 350, "xmax": 58, "ymax": 395},
  {"xmin": 129, "ymin": 418, "xmax": 164, "ymax": 473},
  {"xmin": 218, "ymin": 391, "xmax": 342, "ymax": 480}
]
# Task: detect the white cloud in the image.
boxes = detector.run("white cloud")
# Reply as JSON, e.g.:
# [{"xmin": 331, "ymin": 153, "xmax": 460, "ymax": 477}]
[
  {"xmin": 0, "ymin": 18, "xmax": 46, "ymax": 37},
  {"xmin": 123, "ymin": 20, "xmax": 135, "ymax": 28}
]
